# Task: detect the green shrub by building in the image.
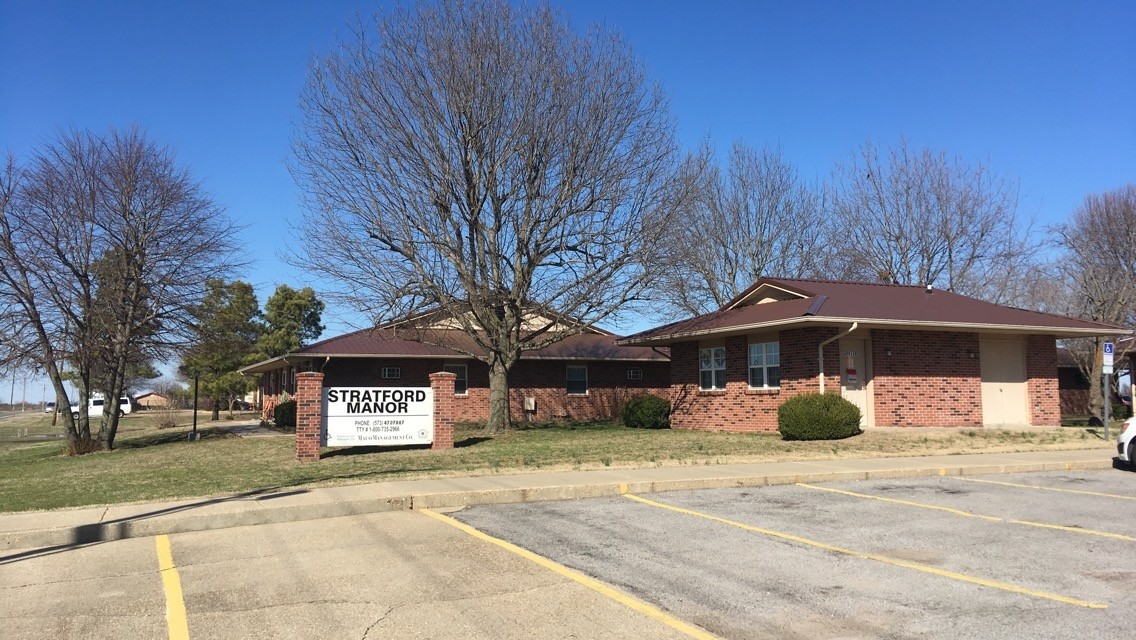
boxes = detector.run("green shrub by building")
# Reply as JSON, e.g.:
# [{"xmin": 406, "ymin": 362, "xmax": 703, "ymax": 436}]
[
  {"xmin": 274, "ymin": 400, "xmax": 297, "ymax": 429},
  {"xmin": 777, "ymin": 393, "xmax": 861, "ymax": 440},
  {"xmin": 620, "ymin": 394, "xmax": 670, "ymax": 429}
]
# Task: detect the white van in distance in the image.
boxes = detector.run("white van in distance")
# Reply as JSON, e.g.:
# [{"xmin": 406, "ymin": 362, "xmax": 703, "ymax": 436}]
[{"xmin": 70, "ymin": 395, "xmax": 134, "ymax": 419}]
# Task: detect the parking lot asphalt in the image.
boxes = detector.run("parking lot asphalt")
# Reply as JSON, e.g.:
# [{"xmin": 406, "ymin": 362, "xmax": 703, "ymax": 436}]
[
  {"xmin": 4, "ymin": 468, "xmax": 1134, "ymax": 639},
  {"xmin": 454, "ymin": 469, "xmax": 1136, "ymax": 640}
]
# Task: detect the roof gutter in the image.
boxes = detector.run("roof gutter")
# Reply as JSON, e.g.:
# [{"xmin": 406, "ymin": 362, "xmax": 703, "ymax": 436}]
[{"xmin": 819, "ymin": 322, "xmax": 858, "ymax": 393}]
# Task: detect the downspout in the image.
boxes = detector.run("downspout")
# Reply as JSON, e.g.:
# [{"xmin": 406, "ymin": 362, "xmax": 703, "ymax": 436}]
[{"xmin": 818, "ymin": 323, "xmax": 858, "ymax": 393}]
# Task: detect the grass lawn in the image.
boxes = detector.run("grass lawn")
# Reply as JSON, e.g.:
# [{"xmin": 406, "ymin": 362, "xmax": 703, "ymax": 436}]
[{"xmin": 0, "ymin": 412, "xmax": 1113, "ymax": 513}]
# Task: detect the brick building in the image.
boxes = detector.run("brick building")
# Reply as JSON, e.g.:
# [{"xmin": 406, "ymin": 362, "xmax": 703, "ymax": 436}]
[
  {"xmin": 240, "ymin": 320, "xmax": 669, "ymax": 423},
  {"xmin": 619, "ymin": 278, "xmax": 1128, "ymax": 431},
  {"xmin": 1057, "ymin": 342, "xmax": 1133, "ymax": 417}
]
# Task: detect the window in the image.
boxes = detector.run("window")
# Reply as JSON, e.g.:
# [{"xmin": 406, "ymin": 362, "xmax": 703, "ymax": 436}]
[
  {"xmin": 626, "ymin": 368, "xmax": 643, "ymax": 381},
  {"xmin": 443, "ymin": 364, "xmax": 468, "ymax": 394},
  {"xmin": 381, "ymin": 367, "xmax": 401, "ymax": 379},
  {"xmin": 748, "ymin": 342, "xmax": 780, "ymax": 388},
  {"xmin": 699, "ymin": 347, "xmax": 726, "ymax": 390},
  {"xmin": 566, "ymin": 365, "xmax": 588, "ymax": 395}
]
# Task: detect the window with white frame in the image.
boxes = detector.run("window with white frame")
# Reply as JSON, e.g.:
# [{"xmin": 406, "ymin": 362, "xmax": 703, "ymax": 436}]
[
  {"xmin": 381, "ymin": 367, "xmax": 401, "ymax": 379},
  {"xmin": 443, "ymin": 364, "xmax": 468, "ymax": 394},
  {"xmin": 626, "ymin": 368, "xmax": 643, "ymax": 381},
  {"xmin": 748, "ymin": 342, "xmax": 780, "ymax": 388},
  {"xmin": 566, "ymin": 365, "xmax": 588, "ymax": 395},
  {"xmin": 699, "ymin": 347, "xmax": 726, "ymax": 390}
]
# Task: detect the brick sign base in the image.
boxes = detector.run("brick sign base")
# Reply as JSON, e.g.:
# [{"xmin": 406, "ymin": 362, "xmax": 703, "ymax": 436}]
[{"xmin": 295, "ymin": 371, "xmax": 456, "ymax": 462}]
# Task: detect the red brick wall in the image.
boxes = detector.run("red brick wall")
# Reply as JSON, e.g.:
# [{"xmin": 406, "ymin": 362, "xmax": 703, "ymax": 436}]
[
  {"xmin": 294, "ymin": 371, "xmax": 323, "ymax": 462},
  {"xmin": 870, "ymin": 330, "xmax": 982, "ymax": 427},
  {"xmin": 1058, "ymin": 366, "xmax": 1090, "ymax": 415},
  {"xmin": 669, "ymin": 328, "xmax": 841, "ymax": 432},
  {"xmin": 318, "ymin": 357, "xmax": 668, "ymax": 422},
  {"xmin": 429, "ymin": 372, "xmax": 455, "ymax": 449},
  {"xmin": 1026, "ymin": 335, "xmax": 1060, "ymax": 426}
]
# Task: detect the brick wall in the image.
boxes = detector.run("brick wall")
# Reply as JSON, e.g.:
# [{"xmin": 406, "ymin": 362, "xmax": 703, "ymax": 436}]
[
  {"xmin": 1026, "ymin": 334, "xmax": 1060, "ymax": 426},
  {"xmin": 294, "ymin": 371, "xmax": 323, "ymax": 462},
  {"xmin": 669, "ymin": 327, "xmax": 840, "ymax": 432},
  {"xmin": 429, "ymin": 372, "xmax": 455, "ymax": 449},
  {"xmin": 319, "ymin": 357, "xmax": 668, "ymax": 423},
  {"xmin": 1058, "ymin": 366, "xmax": 1090, "ymax": 415},
  {"xmin": 870, "ymin": 330, "xmax": 982, "ymax": 427}
]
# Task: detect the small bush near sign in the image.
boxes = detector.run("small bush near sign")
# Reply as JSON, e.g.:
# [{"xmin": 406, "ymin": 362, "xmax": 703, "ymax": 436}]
[
  {"xmin": 777, "ymin": 393, "xmax": 861, "ymax": 440},
  {"xmin": 620, "ymin": 394, "xmax": 670, "ymax": 429},
  {"xmin": 274, "ymin": 400, "xmax": 297, "ymax": 429}
]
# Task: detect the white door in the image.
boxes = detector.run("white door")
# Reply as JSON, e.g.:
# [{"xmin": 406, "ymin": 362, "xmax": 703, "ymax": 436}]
[
  {"xmin": 840, "ymin": 339, "xmax": 869, "ymax": 427},
  {"xmin": 980, "ymin": 338, "xmax": 1029, "ymax": 426}
]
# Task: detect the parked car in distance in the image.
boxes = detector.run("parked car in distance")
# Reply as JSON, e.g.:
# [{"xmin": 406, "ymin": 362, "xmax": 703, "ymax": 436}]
[
  {"xmin": 44, "ymin": 402, "xmax": 56, "ymax": 413},
  {"xmin": 70, "ymin": 396, "xmax": 134, "ymax": 420},
  {"xmin": 1118, "ymin": 417, "xmax": 1136, "ymax": 466}
]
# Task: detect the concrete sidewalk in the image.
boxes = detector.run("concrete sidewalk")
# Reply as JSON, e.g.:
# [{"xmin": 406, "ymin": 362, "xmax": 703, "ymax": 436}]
[{"xmin": 0, "ymin": 447, "xmax": 1123, "ymax": 553}]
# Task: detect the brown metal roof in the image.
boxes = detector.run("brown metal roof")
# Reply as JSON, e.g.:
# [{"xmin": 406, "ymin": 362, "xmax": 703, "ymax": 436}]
[
  {"xmin": 620, "ymin": 278, "xmax": 1131, "ymax": 346},
  {"xmin": 240, "ymin": 327, "xmax": 668, "ymax": 374}
]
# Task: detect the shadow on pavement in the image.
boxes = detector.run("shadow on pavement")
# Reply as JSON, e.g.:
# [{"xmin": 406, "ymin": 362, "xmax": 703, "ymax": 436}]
[{"xmin": 0, "ymin": 485, "xmax": 310, "ymax": 566}]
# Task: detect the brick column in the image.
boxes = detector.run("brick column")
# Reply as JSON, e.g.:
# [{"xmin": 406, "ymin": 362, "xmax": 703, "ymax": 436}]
[
  {"xmin": 429, "ymin": 372, "xmax": 456, "ymax": 450},
  {"xmin": 295, "ymin": 371, "xmax": 324, "ymax": 462}
]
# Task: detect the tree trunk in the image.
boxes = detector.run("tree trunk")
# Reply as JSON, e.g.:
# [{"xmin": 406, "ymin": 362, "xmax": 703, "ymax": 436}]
[
  {"xmin": 485, "ymin": 357, "xmax": 511, "ymax": 434},
  {"xmin": 211, "ymin": 396, "xmax": 220, "ymax": 421},
  {"xmin": 1088, "ymin": 343, "xmax": 1104, "ymax": 420}
]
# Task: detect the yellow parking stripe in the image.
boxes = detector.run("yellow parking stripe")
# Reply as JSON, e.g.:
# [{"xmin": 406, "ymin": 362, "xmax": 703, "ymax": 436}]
[
  {"xmin": 797, "ymin": 483, "xmax": 1136, "ymax": 542},
  {"xmin": 623, "ymin": 494, "xmax": 1106, "ymax": 609},
  {"xmin": 952, "ymin": 477, "xmax": 1136, "ymax": 500},
  {"xmin": 797, "ymin": 483, "xmax": 1002, "ymax": 521},
  {"xmin": 420, "ymin": 509, "xmax": 719, "ymax": 640},
  {"xmin": 155, "ymin": 535, "xmax": 190, "ymax": 640}
]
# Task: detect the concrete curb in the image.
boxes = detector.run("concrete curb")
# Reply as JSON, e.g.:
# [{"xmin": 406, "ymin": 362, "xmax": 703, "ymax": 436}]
[{"xmin": 1, "ymin": 457, "xmax": 1114, "ymax": 553}]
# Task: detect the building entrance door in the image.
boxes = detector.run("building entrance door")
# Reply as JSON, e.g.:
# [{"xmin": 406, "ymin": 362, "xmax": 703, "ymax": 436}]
[
  {"xmin": 980, "ymin": 338, "xmax": 1029, "ymax": 426},
  {"xmin": 840, "ymin": 339, "xmax": 869, "ymax": 427}
]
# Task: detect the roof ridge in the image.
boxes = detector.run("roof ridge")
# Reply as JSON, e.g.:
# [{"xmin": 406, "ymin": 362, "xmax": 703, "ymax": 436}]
[
  {"xmin": 297, "ymin": 325, "xmax": 382, "ymax": 353},
  {"xmin": 773, "ymin": 277, "xmax": 927, "ymax": 289}
]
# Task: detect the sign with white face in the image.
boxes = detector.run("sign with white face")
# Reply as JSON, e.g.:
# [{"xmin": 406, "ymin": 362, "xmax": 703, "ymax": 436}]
[
  {"xmin": 1103, "ymin": 342, "xmax": 1114, "ymax": 366},
  {"xmin": 322, "ymin": 388, "xmax": 433, "ymax": 446}
]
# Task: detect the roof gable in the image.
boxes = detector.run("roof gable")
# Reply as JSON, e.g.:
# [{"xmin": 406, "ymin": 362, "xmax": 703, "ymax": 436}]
[{"xmin": 724, "ymin": 279, "xmax": 811, "ymax": 309}]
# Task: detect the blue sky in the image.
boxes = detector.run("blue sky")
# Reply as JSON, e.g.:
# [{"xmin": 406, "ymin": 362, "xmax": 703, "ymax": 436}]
[{"xmin": 1, "ymin": 0, "xmax": 1133, "ymax": 399}]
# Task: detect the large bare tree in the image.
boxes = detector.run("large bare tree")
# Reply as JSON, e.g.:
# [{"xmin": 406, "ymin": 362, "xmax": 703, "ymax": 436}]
[
  {"xmin": 0, "ymin": 128, "xmax": 242, "ymax": 452},
  {"xmin": 1055, "ymin": 184, "xmax": 1136, "ymax": 419},
  {"xmin": 830, "ymin": 138, "xmax": 1036, "ymax": 303},
  {"xmin": 653, "ymin": 141, "xmax": 828, "ymax": 316},
  {"xmin": 293, "ymin": 0, "xmax": 692, "ymax": 432}
]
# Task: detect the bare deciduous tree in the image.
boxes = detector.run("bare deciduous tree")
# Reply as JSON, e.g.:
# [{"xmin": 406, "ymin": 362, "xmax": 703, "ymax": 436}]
[
  {"xmin": 829, "ymin": 138, "xmax": 1036, "ymax": 303},
  {"xmin": 292, "ymin": 0, "xmax": 693, "ymax": 432},
  {"xmin": 0, "ymin": 128, "xmax": 242, "ymax": 452},
  {"xmin": 653, "ymin": 141, "xmax": 828, "ymax": 316},
  {"xmin": 1056, "ymin": 184, "xmax": 1136, "ymax": 418}
]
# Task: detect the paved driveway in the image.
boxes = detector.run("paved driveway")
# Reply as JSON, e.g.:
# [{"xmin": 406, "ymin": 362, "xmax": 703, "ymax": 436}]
[
  {"xmin": 0, "ymin": 511, "xmax": 692, "ymax": 640},
  {"xmin": 3, "ymin": 469, "xmax": 1134, "ymax": 639},
  {"xmin": 456, "ymin": 470, "xmax": 1136, "ymax": 639}
]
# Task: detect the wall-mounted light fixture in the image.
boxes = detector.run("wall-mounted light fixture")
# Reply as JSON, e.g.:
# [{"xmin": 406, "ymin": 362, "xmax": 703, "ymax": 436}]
[
  {"xmin": 968, "ymin": 351, "xmax": 976, "ymax": 359},
  {"xmin": 886, "ymin": 349, "xmax": 892, "ymax": 357}
]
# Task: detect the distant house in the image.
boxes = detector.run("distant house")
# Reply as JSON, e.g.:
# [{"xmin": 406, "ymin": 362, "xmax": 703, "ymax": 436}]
[
  {"xmin": 133, "ymin": 392, "xmax": 169, "ymax": 409},
  {"xmin": 239, "ymin": 314, "xmax": 669, "ymax": 423},
  {"xmin": 619, "ymin": 278, "xmax": 1128, "ymax": 431}
]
